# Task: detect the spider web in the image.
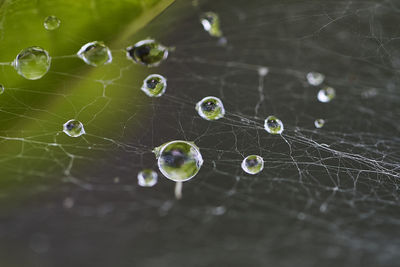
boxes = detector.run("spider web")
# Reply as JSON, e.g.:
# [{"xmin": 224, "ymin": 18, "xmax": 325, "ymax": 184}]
[{"xmin": 0, "ymin": 0, "xmax": 400, "ymax": 266}]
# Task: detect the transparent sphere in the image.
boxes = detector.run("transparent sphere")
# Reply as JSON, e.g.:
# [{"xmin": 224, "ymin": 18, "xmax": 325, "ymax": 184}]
[
  {"xmin": 317, "ymin": 87, "xmax": 336, "ymax": 103},
  {"xmin": 264, "ymin": 115, "xmax": 284, "ymax": 134},
  {"xmin": 306, "ymin": 72, "xmax": 325, "ymax": 86},
  {"xmin": 137, "ymin": 169, "xmax": 158, "ymax": 187},
  {"xmin": 44, "ymin": 15, "xmax": 61, "ymax": 30},
  {"xmin": 63, "ymin": 119, "xmax": 85, "ymax": 137},
  {"xmin": 195, "ymin": 96, "xmax": 225, "ymax": 121},
  {"xmin": 241, "ymin": 155, "xmax": 264, "ymax": 175},
  {"xmin": 77, "ymin": 41, "xmax": 112, "ymax": 67},
  {"xmin": 0, "ymin": 84, "xmax": 4, "ymax": 95},
  {"xmin": 13, "ymin": 47, "xmax": 51, "ymax": 80},
  {"xmin": 126, "ymin": 39, "xmax": 168, "ymax": 67},
  {"xmin": 141, "ymin": 74, "xmax": 167, "ymax": 97},
  {"xmin": 153, "ymin": 140, "xmax": 203, "ymax": 182},
  {"xmin": 200, "ymin": 12, "xmax": 223, "ymax": 37},
  {"xmin": 314, "ymin": 118, "xmax": 325, "ymax": 129}
]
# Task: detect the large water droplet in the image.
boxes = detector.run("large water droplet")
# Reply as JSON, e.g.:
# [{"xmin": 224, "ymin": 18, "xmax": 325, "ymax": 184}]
[
  {"xmin": 200, "ymin": 12, "xmax": 223, "ymax": 38},
  {"xmin": 317, "ymin": 87, "xmax": 336, "ymax": 103},
  {"xmin": 306, "ymin": 72, "xmax": 325, "ymax": 86},
  {"xmin": 77, "ymin": 41, "xmax": 112, "ymax": 67},
  {"xmin": 137, "ymin": 169, "xmax": 158, "ymax": 187},
  {"xmin": 153, "ymin": 140, "xmax": 203, "ymax": 182},
  {"xmin": 141, "ymin": 74, "xmax": 167, "ymax": 97},
  {"xmin": 314, "ymin": 118, "xmax": 325, "ymax": 128},
  {"xmin": 44, "ymin": 15, "xmax": 61, "ymax": 30},
  {"xmin": 63, "ymin": 119, "xmax": 85, "ymax": 137},
  {"xmin": 13, "ymin": 47, "xmax": 51, "ymax": 80},
  {"xmin": 196, "ymin": 96, "xmax": 225, "ymax": 121},
  {"xmin": 126, "ymin": 39, "xmax": 168, "ymax": 67},
  {"xmin": 241, "ymin": 155, "xmax": 264, "ymax": 175},
  {"xmin": 264, "ymin": 115, "xmax": 284, "ymax": 134}
]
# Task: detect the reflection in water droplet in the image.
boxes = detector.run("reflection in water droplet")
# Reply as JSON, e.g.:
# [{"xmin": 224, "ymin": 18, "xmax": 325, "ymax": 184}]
[
  {"xmin": 153, "ymin": 140, "xmax": 203, "ymax": 182},
  {"xmin": 196, "ymin": 96, "xmax": 225, "ymax": 121},
  {"xmin": 241, "ymin": 155, "xmax": 264, "ymax": 175},
  {"xmin": 44, "ymin": 15, "xmax": 61, "ymax": 30},
  {"xmin": 317, "ymin": 87, "xmax": 336, "ymax": 103},
  {"xmin": 63, "ymin": 119, "xmax": 85, "ymax": 137},
  {"xmin": 314, "ymin": 118, "xmax": 325, "ymax": 129},
  {"xmin": 141, "ymin": 74, "xmax": 167, "ymax": 97},
  {"xmin": 137, "ymin": 169, "xmax": 158, "ymax": 187},
  {"xmin": 200, "ymin": 12, "xmax": 223, "ymax": 38},
  {"xmin": 126, "ymin": 39, "xmax": 168, "ymax": 67},
  {"xmin": 306, "ymin": 72, "xmax": 325, "ymax": 86},
  {"xmin": 13, "ymin": 47, "xmax": 51, "ymax": 80},
  {"xmin": 264, "ymin": 115, "xmax": 284, "ymax": 134},
  {"xmin": 77, "ymin": 41, "xmax": 112, "ymax": 67},
  {"xmin": 0, "ymin": 84, "xmax": 4, "ymax": 94}
]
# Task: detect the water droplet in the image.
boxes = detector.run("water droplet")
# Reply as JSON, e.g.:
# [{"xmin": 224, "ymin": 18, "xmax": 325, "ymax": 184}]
[
  {"xmin": 44, "ymin": 15, "xmax": 60, "ymax": 30},
  {"xmin": 196, "ymin": 96, "xmax": 225, "ymax": 121},
  {"xmin": 306, "ymin": 72, "xmax": 325, "ymax": 86},
  {"xmin": 77, "ymin": 41, "xmax": 112, "ymax": 67},
  {"xmin": 137, "ymin": 169, "xmax": 158, "ymax": 187},
  {"xmin": 13, "ymin": 47, "xmax": 51, "ymax": 80},
  {"xmin": 153, "ymin": 140, "xmax": 203, "ymax": 182},
  {"xmin": 317, "ymin": 87, "xmax": 336, "ymax": 103},
  {"xmin": 141, "ymin": 74, "xmax": 167, "ymax": 97},
  {"xmin": 0, "ymin": 84, "xmax": 4, "ymax": 94},
  {"xmin": 200, "ymin": 12, "xmax": 223, "ymax": 37},
  {"xmin": 241, "ymin": 155, "xmax": 264, "ymax": 175},
  {"xmin": 126, "ymin": 39, "xmax": 168, "ymax": 67},
  {"xmin": 258, "ymin": 67, "xmax": 269, "ymax": 76},
  {"xmin": 264, "ymin": 115, "xmax": 284, "ymax": 134},
  {"xmin": 63, "ymin": 119, "xmax": 85, "ymax": 137},
  {"xmin": 314, "ymin": 118, "xmax": 325, "ymax": 128}
]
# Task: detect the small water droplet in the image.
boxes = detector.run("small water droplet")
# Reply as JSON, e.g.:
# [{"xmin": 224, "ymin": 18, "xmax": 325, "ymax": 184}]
[
  {"xmin": 314, "ymin": 118, "xmax": 325, "ymax": 129},
  {"xmin": 153, "ymin": 140, "xmax": 203, "ymax": 182},
  {"xmin": 137, "ymin": 169, "xmax": 158, "ymax": 187},
  {"xmin": 77, "ymin": 41, "xmax": 112, "ymax": 67},
  {"xmin": 258, "ymin": 67, "xmax": 269, "ymax": 76},
  {"xmin": 241, "ymin": 155, "xmax": 264, "ymax": 175},
  {"xmin": 306, "ymin": 72, "xmax": 325, "ymax": 86},
  {"xmin": 317, "ymin": 87, "xmax": 336, "ymax": 103},
  {"xmin": 264, "ymin": 115, "xmax": 284, "ymax": 134},
  {"xmin": 196, "ymin": 96, "xmax": 225, "ymax": 121},
  {"xmin": 141, "ymin": 74, "xmax": 167, "ymax": 97},
  {"xmin": 44, "ymin": 15, "xmax": 61, "ymax": 30},
  {"xmin": 126, "ymin": 39, "xmax": 168, "ymax": 67},
  {"xmin": 0, "ymin": 84, "xmax": 4, "ymax": 94},
  {"xmin": 63, "ymin": 119, "xmax": 85, "ymax": 137},
  {"xmin": 200, "ymin": 12, "xmax": 223, "ymax": 37},
  {"xmin": 13, "ymin": 47, "xmax": 51, "ymax": 80}
]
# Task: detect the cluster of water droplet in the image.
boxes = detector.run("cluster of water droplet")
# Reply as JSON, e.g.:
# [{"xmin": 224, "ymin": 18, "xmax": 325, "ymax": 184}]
[{"xmin": 1, "ymin": 10, "xmax": 342, "ymax": 198}]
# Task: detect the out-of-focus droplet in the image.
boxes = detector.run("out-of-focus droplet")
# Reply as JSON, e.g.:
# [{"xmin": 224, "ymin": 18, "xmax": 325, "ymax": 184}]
[
  {"xmin": 44, "ymin": 15, "xmax": 61, "ymax": 30},
  {"xmin": 126, "ymin": 39, "xmax": 168, "ymax": 67}
]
